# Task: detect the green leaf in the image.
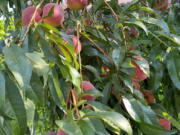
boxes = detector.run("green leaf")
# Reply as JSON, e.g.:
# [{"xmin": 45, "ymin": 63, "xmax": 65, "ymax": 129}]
[
  {"xmin": 29, "ymin": 72, "xmax": 44, "ymax": 105},
  {"xmin": 124, "ymin": 19, "xmax": 148, "ymax": 35},
  {"xmin": 83, "ymin": 111, "xmax": 132, "ymax": 135},
  {"xmin": 102, "ymin": 82, "xmax": 112, "ymax": 104},
  {"xmin": 149, "ymin": 61, "xmax": 164, "ymax": 91},
  {"xmin": 155, "ymin": 31, "xmax": 180, "ymax": 45},
  {"xmin": 166, "ymin": 51, "xmax": 180, "ymax": 90},
  {"xmin": 63, "ymin": 63, "xmax": 81, "ymax": 96},
  {"xmin": 26, "ymin": 52, "xmax": 49, "ymax": 76},
  {"xmin": 87, "ymin": 101, "xmax": 112, "ymax": 112},
  {"xmin": 5, "ymin": 76, "xmax": 27, "ymax": 135},
  {"xmin": 80, "ymin": 89, "xmax": 103, "ymax": 98},
  {"xmin": 78, "ymin": 119, "xmax": 96, "ymax": 135},
  {"xmin": 84, "ymin": 65, "xmax": 102, "ymax": 82},
  {"xmin": 24, "ymin": 98, "xmax": 35, "ymax": 124},
  {"xmin": 48, "ymin": 68, "xmax": 66, "ymax": 111},
  {"xmin": 89, "ymin": 118, "xmax": 109, "ymax": 135},
  {"xmin": 111, "ymin": 46, "xmax": 125, "ymax": 69},
  {"xmin": 140, "ymin": 122, "xmax": 176, "ymax": 135},
  {"xmin": 122, "ymin": 94, "xmax": 159, "ymax": 125},
  {"xmin": 3, "ymin": 45, "xmax": 32, "ymax": 90},
  {"xmin": 141, "ymin": 17, "xmax": 170, "ymax": 34},
  {"xmin": 56, "ymin": 112, "xmax": 83, "ymax": 135},
  {"xmin": 84, "ymin": 47, "xmax": 110, "ymax": 65},
  {"xmin": 120, "ymin": 75, "xmax": 133, "ymax": 92},
  {"xmin": 0, "ymin": 71, "xmax": 5, "ymax": 105}
]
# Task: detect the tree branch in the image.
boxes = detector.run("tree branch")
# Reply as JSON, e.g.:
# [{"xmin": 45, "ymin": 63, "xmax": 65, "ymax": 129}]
[{"xmin": 19, "ymin": 0, "xmax": 45, "ymax": 46}]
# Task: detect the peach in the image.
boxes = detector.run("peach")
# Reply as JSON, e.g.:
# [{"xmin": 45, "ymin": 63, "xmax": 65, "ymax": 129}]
[
  {"xmin": 130, "ymin": 28, "xmax": 139, "ymax": 37},
  {"xmin": 57, "ymin": 129, "xmax": 68, "ymax": 135},
  {"xmin": 155, "ymin": 0, "xmax": 171, "ymax": 10},
  {"xmin": 22, "ymin": 6, "xmax": 42, "ymax": 26},
  {"xmin": 63, "ymin": 35, "xmax": 82, "ymax": 54},
  {"xmin": 42, "ymin": 3, "xmax": 64, "ymax": 26},
  {"xmin": 81, "ymin": 81, "xmax": 96, "ymax": 101},
  {"xmin": 131, "ymin": 56, "xmax": 149, "ymax": 82},
  {"xmin": 158, "ymin": 118, "xmax": 171, "ymax": 130},
  {"xmin": 67, "ymin": 0, "xmax": 88, "ymax": 10},
  {"xmin": 142, "ymin": 90, "xmax": 155, "ymax": 104}
]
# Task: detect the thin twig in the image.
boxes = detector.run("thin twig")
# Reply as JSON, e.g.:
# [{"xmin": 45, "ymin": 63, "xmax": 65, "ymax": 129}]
[
  {"xmin": 71, "ymin": 89, "xmax": 80, "ymax": 118},
  {"xmin": 103, "ymin": 0, "xmax": 118, "ymax": 21},
  {"xmin": 121, "ymin": 26, "xmax": 127, "ymax": 51},
  {"xmin": 148, "ymin": 31, "xmax": 169, "ymax": 47},
  {"xmin": 80, "ymin": 32, "xmax": 114, "ymax": 66},
  {"xmin": 76, "ymin": 22, "xmax": 83, "ymax": 86},
  {"xmin": 19, "ymin": 0, "xmax": 45, "ymax": 46}
]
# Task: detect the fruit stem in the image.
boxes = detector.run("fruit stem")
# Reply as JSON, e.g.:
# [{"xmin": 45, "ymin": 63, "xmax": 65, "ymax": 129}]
[{"xmin": 19, "ymin": 0, "xmax": 45, "ymax": 46}]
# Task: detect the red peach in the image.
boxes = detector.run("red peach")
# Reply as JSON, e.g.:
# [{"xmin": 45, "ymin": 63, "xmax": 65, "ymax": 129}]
[
  {"xmin": 131, "ymin": 56, "xmax": 149, "ymax": 82},
  {"xmin": 142, "ymin": 90, "xmax": 155, "ymax": 104},
  {"xmin": 42, "ymin": 3, "xmax": 64, "ymax": 26},
  {"xmin": 81, "ymin": 81, "xmax": 96, "ymax": 101},
  {"xmin": 22, "ymin": 6, "xmax": 42, "ymax": 26},
  {"xmin": 155, "ymin": 0, "xmax": 171, "ymax": 10},
  {"xmin": 158, "ymin": 118, "xmax": 171, "ymax": 130},
  {"xmin": 130, "ymin": 28, "xmax": 139, "ymax": 37},
  {"xmin": 67, "ymin": 0, "xmax": 88, "ymax": 10},
  {"xmin": 57, "ymin": 129, "xmax": 68, "ymax": 135},
  {"xmin": 63, "ymin": 35, "xmax": 82, "ymax": 54}
]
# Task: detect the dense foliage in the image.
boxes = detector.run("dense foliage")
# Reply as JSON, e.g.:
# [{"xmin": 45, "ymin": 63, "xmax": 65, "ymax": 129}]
[{"xmin": 0, "ymin": 0, "xmax": 180, "ymax": 135}]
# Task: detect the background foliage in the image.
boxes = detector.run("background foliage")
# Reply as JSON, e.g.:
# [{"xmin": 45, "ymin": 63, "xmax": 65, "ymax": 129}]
[{"xmin": 0, "ymin": 0, "xmax": 180, "ymax": 135}]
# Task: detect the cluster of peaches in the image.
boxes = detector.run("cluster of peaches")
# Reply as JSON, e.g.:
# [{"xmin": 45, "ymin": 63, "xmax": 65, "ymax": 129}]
[{"xmin": 21, "ymin": 0, "xmax": 171, "ymax": 134}]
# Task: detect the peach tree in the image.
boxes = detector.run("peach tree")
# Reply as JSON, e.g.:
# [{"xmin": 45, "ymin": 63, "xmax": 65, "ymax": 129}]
[{"xmin": 0, "ymin": 0, "xmax": 180, "ymax": 135}]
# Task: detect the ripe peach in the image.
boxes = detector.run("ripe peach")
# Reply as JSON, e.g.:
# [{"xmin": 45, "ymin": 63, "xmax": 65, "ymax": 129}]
[
  {"xmin": 158, "ymin": 118, "xmax": 171, "ymax": 130},
  {"xmin": 142, "ymin": 90, "xmax": 155, "ymax": 104},
  {"xmin": 42, "ymin": 3, "xmax": 64, "ymax": 26},
  {"xmin": 130, "ymin": 28, "xmax": 139, "ymax": 37},
  {"xmin": 155, "ymin": 0, "xmax": 171, "ymax": 10},
  {"xmin": 57, "ymin": 129, "xmax": 68, "ymax": 135},
  {"xmin": 67, "ymin": 0, "xmax": 88, "ymax": 10},
  {"xmin": 81, "ymin": 81, "xmax": 96, "ymax": 101},
  {"xmin": 63, "ymin": 35, "xmax": 82, "ymax": 54},
  {"xmin": 131, "ymin": 56, "xmax": 149, "ymax": 82},
  {"xmin": 22, "ymin": 6, "xmax": 42, "ymax": 26}
]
